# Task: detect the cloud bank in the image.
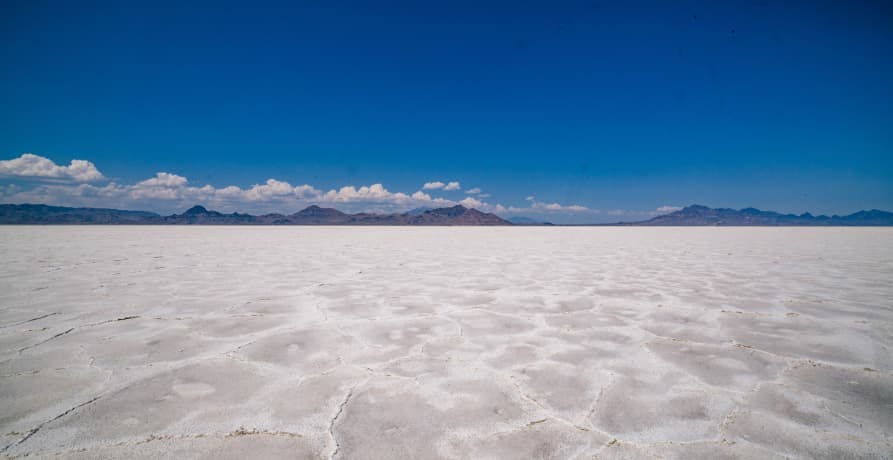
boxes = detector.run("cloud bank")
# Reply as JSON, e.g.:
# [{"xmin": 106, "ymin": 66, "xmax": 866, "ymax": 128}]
[{"xmin": 0, "ymin": 153, "xmax": 657, "ymax": 222}]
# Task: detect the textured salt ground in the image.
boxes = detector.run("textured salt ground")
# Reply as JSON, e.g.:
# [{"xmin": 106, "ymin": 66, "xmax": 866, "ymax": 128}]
[{"xmin": 0, "ymin": 227, "xmax": 891, "ymax": 459}]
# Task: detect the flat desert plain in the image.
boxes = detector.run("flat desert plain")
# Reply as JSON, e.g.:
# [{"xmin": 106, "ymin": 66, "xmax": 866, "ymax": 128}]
[{"xmin": 1, "ymin": 227, "xmax": 891, "ymax": 459}]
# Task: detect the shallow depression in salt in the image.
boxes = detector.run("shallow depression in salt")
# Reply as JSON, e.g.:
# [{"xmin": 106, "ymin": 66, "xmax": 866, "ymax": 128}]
[{"xmin": 1, "ymin": 227, "xmax": 891, "ymax": 459}]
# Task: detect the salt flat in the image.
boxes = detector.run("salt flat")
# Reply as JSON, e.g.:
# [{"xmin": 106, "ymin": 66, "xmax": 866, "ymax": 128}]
[{"xmin": 0, "ymin": 227, "xmax": 891, "ymax": 459}]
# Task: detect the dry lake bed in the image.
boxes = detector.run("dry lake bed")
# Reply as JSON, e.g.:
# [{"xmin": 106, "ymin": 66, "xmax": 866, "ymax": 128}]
[{"xmin": 1, "ymin": 227, "xmax": 891, "ymax": 459}]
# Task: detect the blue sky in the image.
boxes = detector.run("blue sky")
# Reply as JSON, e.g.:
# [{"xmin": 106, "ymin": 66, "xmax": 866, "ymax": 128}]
[{"xmin": 1, "ymin": 1, "xmax": 891, "ymax": 223}]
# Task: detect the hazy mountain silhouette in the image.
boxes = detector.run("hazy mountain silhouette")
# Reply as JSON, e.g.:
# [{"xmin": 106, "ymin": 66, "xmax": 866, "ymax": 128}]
[
  {"xmin": 628, "ymin": 205, "xmax": 893, "ymax": 226},
  {"xmin": 2, "ymin": 203, "xmax": 891, "ymax": 226},
  {"xmin": 0, "ymin": 203, "xmax": 512, "ymax": 226}
]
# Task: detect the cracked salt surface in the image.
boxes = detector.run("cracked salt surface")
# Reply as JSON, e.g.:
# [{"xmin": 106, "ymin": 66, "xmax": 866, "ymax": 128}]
[{"xmin": 0, "ymin": 227, "xmax": 891, "ymax": 459}]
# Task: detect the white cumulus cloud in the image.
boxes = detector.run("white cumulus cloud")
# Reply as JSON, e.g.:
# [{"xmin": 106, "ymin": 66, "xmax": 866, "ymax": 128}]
[
  {"xmin": 459, "ymin": 197, "xmax": 484, "ymax": 208},
  {"xmin": 422, "ymin": 181, "xmax": 445, "ymax": 190},
  {"xmin": 0, "ymin": 153, "xmax": 104, "ymax": 182},
  {"xmin": 531, "ymin": 201, "xmax": 590, "ymax": 212},
  {"xmin": 411, "ymin": 191, "xmax": 433, "ymax": 201},
  {"xmin": 656, "ymin": 205, "xmax": 682, "ymax": 213},
  {"xmin": 244, "ymin": 179, "xmax": 321, "ymax": 201},
  {"xmin": 136, "ymin": 172, "xmax": 188, "ymax": 188},
  {"xmin": 323, "ymin": 184, "xmax": 409, "ymax": 203},
  {"xmin": 423, "ymin": 180, "xmax": 460, "ymax": 191},
  {"xmin": 505, "ymin": 199, "xmax": 593, "ymax": 215}
]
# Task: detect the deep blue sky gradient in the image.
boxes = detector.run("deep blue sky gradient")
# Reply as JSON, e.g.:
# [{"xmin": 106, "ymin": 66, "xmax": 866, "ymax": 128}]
[{"xmin": 2, "ymin": 0, "xmax": 892, "ymax": 218}]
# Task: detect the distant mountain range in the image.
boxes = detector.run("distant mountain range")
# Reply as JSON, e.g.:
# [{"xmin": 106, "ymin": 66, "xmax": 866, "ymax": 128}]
[
  {"xmin": 507, "ymin": 216, "xmax": 554, "ymax": 225},
  {"xmin": 0, "ymin": 204, "xmax": 512, "ymax": 225},
  {"xmin": 626, "ymin": 205, "xmax": 893, "ymax": 226},
  {"xmin": 1, "ymin": 203, "xmax": 891, "ymax": 226}
]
